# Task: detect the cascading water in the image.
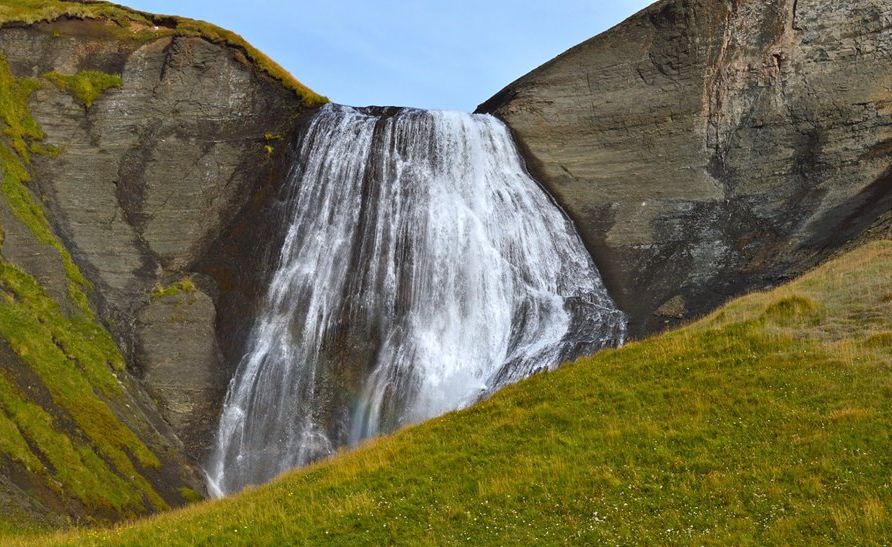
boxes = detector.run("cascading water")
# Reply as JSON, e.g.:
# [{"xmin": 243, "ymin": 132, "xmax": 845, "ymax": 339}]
[{"xmin": 207, "ymin": 104, "xmax": 626, "ymax": 496}]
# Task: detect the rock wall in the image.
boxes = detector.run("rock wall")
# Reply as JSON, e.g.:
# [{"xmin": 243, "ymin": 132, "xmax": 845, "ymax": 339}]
[
  {"xmin": 480, "ymin": 0, "xmax": 892, "ymax": 336},
  {"xmin": 2, "ymin": 0, "xmax": 891, "ymax": 528},
  {"xmin": 10, "ymin": 23, "xmax": 300, "ymax": 459},
  {"xmin": 0, "ymin": 11, "xmax": 318, "ymax": 525}
]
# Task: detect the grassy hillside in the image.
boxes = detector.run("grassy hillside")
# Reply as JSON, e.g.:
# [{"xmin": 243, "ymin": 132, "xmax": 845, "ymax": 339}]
[{"xmin": 9, "ymin": 240, "xmax": 887, "ymax": 545}]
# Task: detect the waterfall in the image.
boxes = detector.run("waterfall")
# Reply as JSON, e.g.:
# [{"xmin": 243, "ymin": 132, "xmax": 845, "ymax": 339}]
[{"xmin": 207, "ymin": 104, "xmax": 626, "ymax": 496}]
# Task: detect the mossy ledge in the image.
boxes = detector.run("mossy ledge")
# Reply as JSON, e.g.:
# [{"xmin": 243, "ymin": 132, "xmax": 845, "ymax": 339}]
[
  {"xmin": 43, "ymin": 70, "xmax": 122, "ymax": 109},
  {"xmin": 0, "ymin": 0, "xmax": 328, "ymax": 107},
  {"xmin": 150, "ymin": 278, "xmax": 197, "ymax": 301}
]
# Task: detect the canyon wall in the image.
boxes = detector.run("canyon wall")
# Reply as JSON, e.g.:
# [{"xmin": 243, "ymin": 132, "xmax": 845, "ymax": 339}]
[
  {"xmin": 2, "ymin": 0, "xmax": 891, "ymax": 528},
  {"xmin": 480, "ymin": 0, "xmax": 892, "ymax": 336}
]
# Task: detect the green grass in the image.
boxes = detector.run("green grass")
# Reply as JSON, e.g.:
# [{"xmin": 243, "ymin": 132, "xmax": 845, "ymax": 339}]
[
  {"xmin": 0, "ymin": 258, "xmax": 168, "ymax": 515},
  {"xmin": 150, "ymin": 278, "xmax": 197, "ymax": 301},
  {"xmin": 0, "ymin": 0, "xmax": 328, "ymax": 107},
  {"xmin": 43, "ymin": 71, "xmax": 122, "ymax": 108},
  {"xmin": 17, "ymin": 240, "xmax": 889, "ymax": 546}
]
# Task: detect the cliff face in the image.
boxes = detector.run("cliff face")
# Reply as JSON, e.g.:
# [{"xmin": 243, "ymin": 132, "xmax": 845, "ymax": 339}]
[
  {"xmin": 480, "ymin": 0, "xmax": 892, "ymax": 336},
  {"xmin": 0, "ymin": 4, "xmax": 322, "ymax": 526}
]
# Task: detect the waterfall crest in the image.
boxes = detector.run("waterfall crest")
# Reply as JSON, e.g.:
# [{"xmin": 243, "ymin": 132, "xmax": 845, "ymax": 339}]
[{"xmin": 208, "ymin": 104, "xmax": 626, "ymax": 496}]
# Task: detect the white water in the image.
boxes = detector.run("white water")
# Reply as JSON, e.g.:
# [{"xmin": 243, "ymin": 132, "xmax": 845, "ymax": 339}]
[{"xmin": 207, "ymin": 104, "xmax": 625, "ymax": 496}]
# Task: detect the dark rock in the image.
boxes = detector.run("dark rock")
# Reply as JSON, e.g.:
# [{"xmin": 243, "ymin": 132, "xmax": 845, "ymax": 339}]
[{"xmin": 135, "ymin": 280, "xmax": 226, "ymax": 461}]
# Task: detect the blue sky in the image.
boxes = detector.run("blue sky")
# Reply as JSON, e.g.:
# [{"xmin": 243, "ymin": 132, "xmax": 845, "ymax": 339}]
[{"xmin": 119, "ymin": 1, "xmax": 654, "ymax": 111}]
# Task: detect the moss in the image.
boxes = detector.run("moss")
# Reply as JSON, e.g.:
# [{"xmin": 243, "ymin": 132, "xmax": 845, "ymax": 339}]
[
  {"xmin": 0, "ymin": 55, "xmax": 93, "ymax": 316},
  {"xmin": 151, "ymin": 278, "xmax": 197, "ymax": 301},
  {"xmin": 28, "ymin": 142, "xmax": 62, "ymax": 158},
  {"xmin": 0, "ymin": 260, "xmax": 166, "ymax": 512},
  {"xmin": 263, "ymin": 133, "xmax": 282, "ymax": 157},
  {"xmin": 0, "ymin": 56, "xmax": 43, "ymax": 166},
  {"xmin": 43, "ymin": 70, "xmax": 122, "ymax": 108},
  {"xmin": 0, "ymin": 0, "xmax": 328, "ymax": 107},
  {"xmin": 177, "ymin": 487, "xmax": 204, "ymax": 505},
  {"xmin": 0, "ymin": 390, "xmax": 43, "ymax": 473},
  {"xmin": 0, "ymin": 373, "xmax": 148, "ymax": 513}
]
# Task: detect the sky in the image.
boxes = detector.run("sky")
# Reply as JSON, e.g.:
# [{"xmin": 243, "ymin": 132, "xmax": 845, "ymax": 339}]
[{"xmin": 119, "ymin": 1, "xmax": 654, "ymax": 112}]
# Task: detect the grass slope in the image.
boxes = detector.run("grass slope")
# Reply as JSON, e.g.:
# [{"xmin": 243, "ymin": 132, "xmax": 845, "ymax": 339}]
[{"xmin": 18, "ymin": 240, "xmax": 890, "ymax": 545}]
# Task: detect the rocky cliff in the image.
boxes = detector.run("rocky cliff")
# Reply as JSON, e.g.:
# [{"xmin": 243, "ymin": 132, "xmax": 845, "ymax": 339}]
[
  {"xmin": 480, "ymin": 0, "xmax": 892, "ymax": 336},
  {"xmin": 0, "ymin": 1, "xmax": 323, "ymax": 527}
]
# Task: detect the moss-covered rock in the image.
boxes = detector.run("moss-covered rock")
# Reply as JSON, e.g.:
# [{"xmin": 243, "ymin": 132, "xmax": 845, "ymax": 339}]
[
  {"xmin": 0, "ymin": 0, "xmax": 326, "ymax": 528},
  {"xmin": 150, "ymin": 278, "xmax": 197, "ymax": 301},
  {"xmin": 43, "ymin": 70, "xmax": 122, "ymax": 108},
  {"xmin": 0, "ymin": 0, "xmax": 322, "ymax": 487},
  {"xmin": 0, "ymin": 48, "xmax": 203, "ymax": 523}
]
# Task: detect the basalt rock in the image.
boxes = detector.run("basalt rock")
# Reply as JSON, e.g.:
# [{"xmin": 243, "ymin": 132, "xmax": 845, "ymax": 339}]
[{"xmin": 479, "ymin": 0, "xmax": 892, "ymax": 337}]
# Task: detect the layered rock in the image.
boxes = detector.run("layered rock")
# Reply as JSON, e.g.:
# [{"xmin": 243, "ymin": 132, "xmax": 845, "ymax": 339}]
[
  {"xmin": 480, "ymin": 0, "xmax": 892, "ymax": 336},
  {"xmin": 0, "ymin": 7, "xmax": 321, "ymax": 524},
  {"xmin": 9, "ymin": 25, "xmax": 301, "ymax": 458},
  {"xmin": 2, "ymin": 0, "xmax": 891, "ymax": 529}
]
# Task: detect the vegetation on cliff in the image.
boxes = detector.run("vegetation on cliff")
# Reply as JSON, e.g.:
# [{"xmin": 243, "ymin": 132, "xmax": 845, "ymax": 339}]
[
  {"xmin": 0, "ymin": 0, "xmax": 329, "ymax": 527},
  {"xmin": 0, "ymin": 53, "xmax": 171, "ymax": 527},
  {"xmin": 0, "ymin": 55, "xmax": 92, "ymax": 314},
  {"xmin": 0, "ymin": 0, "xmax": 328, "ymax": 107},
  {"xmin": 43, "ymin": 70, "xmax": 123, "ymax": 108},
  {"xmin": 150, "ymin": 278, "xmax": 197, "ymax": 301},
  {"xmin": 16, "ymin": 240, "xmax": 889, "ymax": 545}
]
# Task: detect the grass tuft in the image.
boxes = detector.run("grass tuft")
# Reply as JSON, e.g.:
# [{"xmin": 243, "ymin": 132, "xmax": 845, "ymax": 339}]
[
  {"xmin": 762, "ymin": 294, "xmax": 824, "ymax": 326},
  {"xmin": 864, "ymin": 332, "xmax": 892, "ymax": 349},
  {"xmin": 150, "ymin": 278, "xmax": 197, "ymax": 301}
]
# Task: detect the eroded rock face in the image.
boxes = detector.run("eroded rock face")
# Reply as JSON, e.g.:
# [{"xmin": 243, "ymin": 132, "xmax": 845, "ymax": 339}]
[
  {"xmin": 0, "ymin": 17, "xmax": 307, "ymax": 495},
  {"xmin": 135, "ymin": 281, "xmax": 227, "ymax": 460},
  {"xmin": 480, "ymin": 0, "xmax": 892, "ymax": 336}
]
